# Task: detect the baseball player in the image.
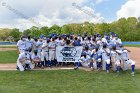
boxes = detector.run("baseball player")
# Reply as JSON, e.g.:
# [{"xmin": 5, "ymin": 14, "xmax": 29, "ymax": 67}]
[
  {"xmin": 17, "ymin": 49, "xmax": 34, "ymax": 71},
  {"xmin": 40, "ymin": 38, "xmax": 50, "ymax": 68},
  {"xmin": 90, "ymin": 49, "xmax": 98, "ymax": 70},
  {"xmin": 95, "ymin": 45, "xmax": 102, "ymax": 71},
  {"xmin": 110, "ymin": 45, "xmax": 121, "ymax": 76},
  {"xmin": 17, "ymin": 35, "xmax": 26, "ymax": 54},
  {"xmin": 101, "ymin": 44, "xmax": 111, "ymax": 73},
  {"xmin": 36, "ymin": 36, "xmax": 43, "ymax": 67},
  {"xmin": 75, "ymin": 51, "xmax": 89, "ymax": 69},
  {"xmin": 48, "ymin": 36, "xmax": 57, "ymax": 67},
  {"xmin": 83, "ymin": 45, "xmax": 92, "ymax": 70},
  {"xmin": 31, "ymin": 50, "xmax": 41, "ymax": 67},
  {"xmin": 36, "ymin": 36, "xmax": 43, "ymax": 57},
  {"xmin": 117, "ymin": 45, "xmax": 135, "ymax": 76}
]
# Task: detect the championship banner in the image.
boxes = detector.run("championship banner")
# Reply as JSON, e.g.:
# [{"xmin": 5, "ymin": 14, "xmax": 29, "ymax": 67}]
[{"xmin": 56, "ymin": 46, "xmax": 83, "ymax": 62}]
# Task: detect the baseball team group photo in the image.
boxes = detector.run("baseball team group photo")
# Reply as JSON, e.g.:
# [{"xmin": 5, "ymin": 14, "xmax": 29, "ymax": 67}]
[{"xmin": 0, "ymin": 0, "xmax": 140, "ymax": 93}]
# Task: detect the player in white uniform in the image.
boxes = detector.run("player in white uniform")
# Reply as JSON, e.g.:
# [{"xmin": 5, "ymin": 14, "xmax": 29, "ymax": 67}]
[
  {"xmin": 17, "ymin": 49, "xmax": 34, "ymax": 71},
  {"xmin": 79, "ymin": 52, "xmax": 89, "ymax": 68},
  {"xmin": 40, "ymin": 38, "xmax": 50, "ymax": 68},
  {"xmin": 90, "ymin": 49, "xmax": 98, "ymax": 70},
  {"xmin": 83, "ymin": 46, "xmax": 93, "ymax": 70},
  {"xmin": 36, "ymin": 36, "xmax": 43, "ymax": 57},
  {"xmin": 31, "ymin": 50, "xmax": 41, "ymax": 68},
  {"xmin": 101, "ymin": 44, "xmax": 111, "ymax": 73},
  {"xmin": 36, "ymin": 36, "xmax": 43, "ymax": 67},
  {"xmin": 117, "ymin": 45, "xmax": 135, "ymax": 76},
  {"xmin": 17, "ymin": 35, "xmax": 26, "ymax": 54},
  {"xmin": 95, "ymin": 45, "xmax": 102, "ymax": 71},
  {"xmin": 48, "ymin": 37, "xmax": 57, "ymax": 67},
  {"xmin": 110, "ymin": 45, "xmax": 121, "ymax": 76}
]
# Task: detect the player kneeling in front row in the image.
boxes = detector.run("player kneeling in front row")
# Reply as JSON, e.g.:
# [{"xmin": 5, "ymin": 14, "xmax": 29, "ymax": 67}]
[
  {"xmin": 31, "ymin": 50, "xmax": 41, "ymax": 68},
  {"xmin": 17, "ymin": 49, "xmax": 34, "ymax": 71},
  {"xmin": 90, "ymin": 49, "xmax": 98, "ymax": 71},
  {"xmin": 74, "ymin": 52, "xmax": 89, "ymax": 70}
]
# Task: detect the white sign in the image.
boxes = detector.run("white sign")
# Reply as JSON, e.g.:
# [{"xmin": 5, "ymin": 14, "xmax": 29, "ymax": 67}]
[{"xmin": 56, "ymin": 46, "xmax": 83, "ymax": 62}]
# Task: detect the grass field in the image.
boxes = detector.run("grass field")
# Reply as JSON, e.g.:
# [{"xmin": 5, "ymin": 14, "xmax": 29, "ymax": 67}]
[
  {"xmin": 124, "ymin": 44, "xmax": 140, "ymax": 47},
  {"xmin": 0, "ymin": 50, "xmax": 18, "ymax": 63},
  {"xmin": 0, "ymin": 70, "xmax": 139, "ymax": 93}
]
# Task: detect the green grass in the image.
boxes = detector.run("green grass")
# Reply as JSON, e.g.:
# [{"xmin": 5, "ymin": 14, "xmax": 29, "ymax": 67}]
[
  {"xmin": 0, "ymin": 70, "xmax": 139, "ymax": 93},
  {"xmin": 124, "ymin": 44, "xmax": 140, "ymax": 47},
  {"xmin": 0, "ymin": 50, "xmax": 18, "ymax": 63},
  {"xmin": 0, "ymin": 45, "xmax": 16, "ymax": 48}
]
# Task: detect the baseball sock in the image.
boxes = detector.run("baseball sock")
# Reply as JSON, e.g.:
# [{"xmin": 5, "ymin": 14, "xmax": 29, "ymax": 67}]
[
  {"xmin": 116, "ymin": 66, "xmax": 121, "ymax": 74},
  {"xmin": 97, "ymin": 62, "xmax": 101, "ymax": 69},
  {"xmin": 45, "ymin": 61, "xmax": 48, "ymax": 66},
  {"xmin": 48, "ymin": 60, "xmax": 51, "ymax": 67},
  {"xmin": 41, "ymin": 61, "xmax": 44, "ymax": 66},
  {"xmin": 106, "ymin": 64, "xmax": 110, "ymax": 71},
  {"xmin": 131, "ymin": 65, "xmax": 135, "ymax": 73},
  {"xmin": 90, "ymin": 62, "xmax": 93, "ymax": 68}
]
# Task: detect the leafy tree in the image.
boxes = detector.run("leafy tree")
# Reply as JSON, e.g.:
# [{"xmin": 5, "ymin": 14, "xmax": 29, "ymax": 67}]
[{"xmin": 10, "ymin": 28, "xmax": 21, "ymax": 42}]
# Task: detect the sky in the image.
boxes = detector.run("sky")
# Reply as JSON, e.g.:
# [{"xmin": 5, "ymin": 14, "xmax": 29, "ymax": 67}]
[{"xmin": 0, "ymin": 0, "xmax": 139, "ymax": 31}]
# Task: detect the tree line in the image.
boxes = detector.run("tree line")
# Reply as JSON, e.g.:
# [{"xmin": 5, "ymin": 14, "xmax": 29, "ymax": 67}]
[{"xmin": 0, "ymin": 17, "xmax": 140, "ymax": 42}]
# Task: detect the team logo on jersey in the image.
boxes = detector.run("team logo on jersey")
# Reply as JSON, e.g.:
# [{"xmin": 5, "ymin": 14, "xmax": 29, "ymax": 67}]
[{"xmin": 60, "ymin": 47, "xmax": 77, "ymax": 57}]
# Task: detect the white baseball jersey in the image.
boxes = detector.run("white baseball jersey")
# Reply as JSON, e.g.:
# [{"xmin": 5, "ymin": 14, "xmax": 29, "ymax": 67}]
[
  {"xmin": 42, "ymin": 41, "xmax": 49, "ymax": 52},
  {"xmin": 80, "ymin": 56, "xmax": 89, "ymax": 67},
  {"xmin": 115, "ymin": 38, "xmax": 122, "ymax": 45},
  {"xmin": 110, "ymin": 51, "xmax": 120, "ymax": 60},
  {"xmin": 101, "ymin": 48, "xmax": 110, "ymax": 61},
  {"xmin": 84, "ymin": 50, "xmax": 92, "ymax": 59},
  {"xmin": 17, "ymin": 40, "xmax": 26, "ymax": 50},
  {"xmin": 17, "ymin": 52, "xmax": 30, "ymax": 63},
  {"xmin": 56, "ymin": 39, "xmax": 65, "ymax": 46},
  {"xmin": 33, "ymin": 41, "xmax": 38, "ymax": 50},
  {"xmin": 102, "ymin": 38, "xmax": 108, "ymax": 44},
  {"xmin": 37, "ymin": 41, "xmax": 43, "ymax": 50},
  {"xmin": 96, "ymin": 40, "xmax": 102, "ymax": 46},
  {"xmin": 120, "ymin": 50, "xmax": 129, "ymax": 61},
  {"xmin": 85, "ymin": 40, "xmax": 93, "ymax": 49},
  {"xmin": 110, "ymin": 50, "xmax": 120, "ymax": 66},
  {"xmin": 109, "ymin": 38, "xmax": 116, "ymax": 46},
  {"xmin": 25, "ymin": 39, "xmax": 33, "ymax": 49},
  {"xmin": 48, "ymin": 41, "xmax": 56, "ymax": 51}
]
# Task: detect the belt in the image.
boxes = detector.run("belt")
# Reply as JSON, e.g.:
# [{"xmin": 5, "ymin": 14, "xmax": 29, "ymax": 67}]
[
  {"xmin": 49, "ymin": 50, "xmax": 55, "ymax": 51},
  {"xmin": 19, "ymin": 49, "xmax": 24, "ymax": 50},
  {"xmin": 125, "ymin": 59, "xmax": 129, "ymax": 61}
]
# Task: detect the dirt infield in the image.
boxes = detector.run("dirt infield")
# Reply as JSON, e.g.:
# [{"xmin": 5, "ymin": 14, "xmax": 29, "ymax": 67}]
[
  {"xmin": 0, "ymin": 47, "xmax": 139, "ymax": 70},
  {"xmin": 126, "ymin": 47, "xmax": 140, "ymax": 69},
  {"xmin": 0, "ymin": 48, "xmax": 17, "ymax": 51}
]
